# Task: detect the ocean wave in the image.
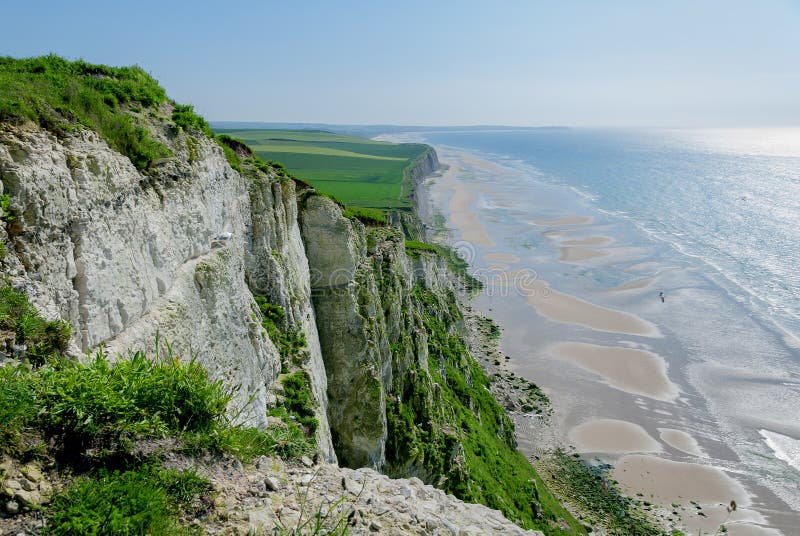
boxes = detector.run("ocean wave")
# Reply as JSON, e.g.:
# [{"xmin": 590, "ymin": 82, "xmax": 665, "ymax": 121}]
[{"xmin": 759, "ymin": 429, "xmax": 800, "ymax": 474}]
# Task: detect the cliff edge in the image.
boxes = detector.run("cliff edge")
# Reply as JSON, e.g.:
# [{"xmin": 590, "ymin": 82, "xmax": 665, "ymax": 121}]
[{"xmin": 0, "ymin": 56, "xmax": 580, "ymax": 535}]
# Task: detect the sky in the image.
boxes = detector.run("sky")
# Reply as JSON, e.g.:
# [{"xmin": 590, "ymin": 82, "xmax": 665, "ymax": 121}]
[{"xmin": 2, "ymin": 0, "xmax": 800, "ymax": 127}]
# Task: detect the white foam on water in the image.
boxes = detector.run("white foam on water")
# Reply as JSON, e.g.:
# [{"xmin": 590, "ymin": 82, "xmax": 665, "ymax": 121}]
[{"xmin": 759, "ymin": 429, "xmax": 800, "ymax": 474}]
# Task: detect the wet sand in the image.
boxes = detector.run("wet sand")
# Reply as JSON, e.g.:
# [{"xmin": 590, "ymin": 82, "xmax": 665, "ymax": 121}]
[
  {"xmin": 510, "ymin": 277, "xmax": 661, "ymax": 336},
  {"xmin": 484, "ymin": 252, "xmax": 520, "ymax": 264},
  {"xmin": 611, "ymin": 455, "xmax": 781, "ymax": 534},
  {"xmin": 549, "ymin": 342, "xmax": 679, "ymax": 401},
  {"xmin": 558, "ymin": 246, "xmax": 609, "ymax": 262},
  {"xmin": 443, "ymin": 164, "xmax": 495, "ymax": 247},
  {"xmin": 659, "ymin": 428, "xmax": 707, "ymax": 457},
  {"xmin": 613, "ymin": 277, "xmax": 656, "ymax": 291},
  {"xmin": 535, "ymin": 216, "xmax": 593, "ymax": 226},
  {"xmin": 561, "ymin": 235, "xmax": 614, "ymax": 246},
  {"xmin": 569, "ymin": 419, "xmax": 662, "ymax": 454},
  {"xmin": 614, "ymin": 455, "xmax": 749, "ymax": 505}
]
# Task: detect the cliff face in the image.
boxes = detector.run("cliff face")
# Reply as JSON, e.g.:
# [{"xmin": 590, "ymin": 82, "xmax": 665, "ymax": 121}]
[
  {"xmin": 0, "ymin": 123, "xmax": 335, "ymax": 459},
  {"xmin": 0, "ymin": 117, "xmax": 556, "ymax": 532},
  {"xmin": 0, "ymin": 122, "xmax": 446, "ymax": 470},
  {"xmin": 301, "ymin": 194, "xmax": 443, "ymax": 468}
]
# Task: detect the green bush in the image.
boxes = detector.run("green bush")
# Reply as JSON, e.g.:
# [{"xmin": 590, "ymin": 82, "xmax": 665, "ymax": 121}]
[
  {"xmin": 343, "ymin": 206, "xmax": 389, "ymax": 226},
  {"xmin": 253, "ymin": 295, "xmax": 307, "ymax": 366},
  {"xmin": 0, "ymin": 193, "xmax": 13, "ymax": 222},
  {"xmin": 0, "ymin": 55, "xmax": 171, "ymax": 170},
  {"xmin": 171, "ymin": 104, "xmax": 213, "ymax": 137},
  {"xmin": 281, "ymin": 371, "xmax": 318, "ymax": 433},
  {"xmin": 0, "ymin": 346, "xmax": 313, "ymax": 460},
  {"xmin": 0, "ymin": 285, "xmax": 71, "ymax": 365},
  {"xmin": 46, "ymin": 467, "xmax": 209, "ymax": 535},
  {"xmin": 3, "ymin": 350, "xmax": 229, "ymax": 453}
]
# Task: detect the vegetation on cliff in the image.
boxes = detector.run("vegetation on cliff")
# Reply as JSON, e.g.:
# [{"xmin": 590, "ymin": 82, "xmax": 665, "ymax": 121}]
[
  {"xmin": 0, "ymin": 55, "xmax": 171, "ymax": 170},
  {"xmin": 0, "ymin": 285, "xmax": 71, "ymax": 366},
  {"xmin": 384, "ymin": 285, "xmax": 585, "ymax": 535}
]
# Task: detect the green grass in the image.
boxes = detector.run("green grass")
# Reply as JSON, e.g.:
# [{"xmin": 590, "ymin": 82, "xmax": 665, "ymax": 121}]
[
  {"xmin": 343, "ymin": 206, "xmax": 389, "ymax": 226},
  {"xmin": 0, "ymin": 55, "xmax": 171, "ymax": 170},
  {"xmin": 46, "ymin": 466, "xmax": 210, "ymax": 535},
  {"xmin": 404, "ymin": 240, "xmax": 438, "ymax": 256},
  {"xmin": 0, "ymin": 348, "xmax": 312, "ymax": 461},
  {"xmin": 215, "ymin": 129, "xmax": 432, "ymax": 209},
  {"xmin": 0, "ymin": 285, "xmax": 71, "ymax": 366}
]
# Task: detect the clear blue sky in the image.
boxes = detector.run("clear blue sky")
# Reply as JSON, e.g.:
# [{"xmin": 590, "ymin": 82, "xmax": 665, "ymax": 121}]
[{"xmin": 2, "ymin": 0, "xmax": 799, "ymax": 127}]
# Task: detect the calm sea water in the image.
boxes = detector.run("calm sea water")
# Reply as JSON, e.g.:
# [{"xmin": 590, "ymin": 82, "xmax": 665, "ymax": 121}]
[{"xmin": 407, "ymin": 127, "xmax": 800, "ymax": 518}]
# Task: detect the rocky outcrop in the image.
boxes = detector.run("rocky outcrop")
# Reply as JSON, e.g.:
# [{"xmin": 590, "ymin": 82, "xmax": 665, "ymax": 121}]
[{"xmin": 182, "ymin": 455, "xmax": 544, "ymax": 535}]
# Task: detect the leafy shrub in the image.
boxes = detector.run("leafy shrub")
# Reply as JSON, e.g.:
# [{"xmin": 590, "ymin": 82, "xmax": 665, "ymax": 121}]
[
  {"xmin": 2, "ymin": 350, "xmax": 229, "ymax": 454},
  {"xmin": 0, "ymin": 347, "xmax": 313, "ymax": 460},
  {"xmin": 0, "ymin": 55, "xmax": 171, "ymax": 170},
  {"xmin": 0, "ymin": 285, "xmax": 71, "ymax": 365},
  {"xmin": 280, "ymin": 371, "xmax": 318, "ymax": 433},
  {"xmin": 253, "ymin": 296, "xmax": 307, "ymax": 367},
  {"xmin": 343, "ymin": 206, "xmax": 389, "ymax": 226},
  {"xmin": 0, "ymin": 193, "xmax": 13, "ymax": 222},
  {"xmin": 171, "ymin": 104, "xmax": 213, "ymax": 138},
  {"xmin": 46, "ymin": 467, "xmax": 209, "ymax": 535},
  {"xmin": 0, "ymin": 364, "xmax": 40, "ymax": 456}
]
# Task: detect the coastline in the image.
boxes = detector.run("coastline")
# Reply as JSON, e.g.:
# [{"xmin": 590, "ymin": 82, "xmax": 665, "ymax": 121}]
[{"xmin": 412, "ymin": 143, "xmax": 794, "ymax": 535}]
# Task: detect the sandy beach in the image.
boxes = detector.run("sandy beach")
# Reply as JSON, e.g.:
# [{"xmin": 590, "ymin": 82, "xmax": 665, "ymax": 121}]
[
  {"xmin": 558, "ymin": 246, "xmax": 609, "ymax": 262},
  {"xmin": 569, "ymin": 419, "xmax": 662, "ymax": 454},
  {"xmin": 508, "ymin": 275, "xmax": 662, "ymax": 337},
  {"xmin": 420, "ymin": 144, "xmax": 796, "ymax": 534},
  {"xmin": 659, "ymin": 428, "xmax": 707, "ymax": 457},
  {"xmin": 441, "ymin": 163, "xmax": 495, "ymax": 246},
  {"xmin": 548, "ymin": 341, "xmax": 679, "ymax": 401},
  {"xmin": 560, "ymin": 235, "xmax": 614, "ymax": 246}
]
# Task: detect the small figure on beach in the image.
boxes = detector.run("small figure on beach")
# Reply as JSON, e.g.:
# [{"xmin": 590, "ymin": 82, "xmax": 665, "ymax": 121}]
[{"xmin": 659, "ymin": 291, "xmax": 665, "ymax": 303}]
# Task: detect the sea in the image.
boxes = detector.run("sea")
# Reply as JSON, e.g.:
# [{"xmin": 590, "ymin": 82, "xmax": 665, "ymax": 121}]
[{"xmin": 389, "ymin": 127, "xmax": 800, "ymax": 531}]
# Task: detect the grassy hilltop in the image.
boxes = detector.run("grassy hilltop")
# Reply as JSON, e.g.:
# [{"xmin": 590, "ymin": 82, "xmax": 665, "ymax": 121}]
[{"xmin": 217, "ymin": 128, "xmax": 430, "ymax": 209}]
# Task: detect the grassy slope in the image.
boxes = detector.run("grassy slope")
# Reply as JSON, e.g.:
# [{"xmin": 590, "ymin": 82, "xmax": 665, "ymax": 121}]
[
  {"xmin": 0, "ymin": 55, "xmax": 172, "ymax": 170},
  {"xmin": 216, "ymin": 129, "xmax": 430, "ymax": 209}
]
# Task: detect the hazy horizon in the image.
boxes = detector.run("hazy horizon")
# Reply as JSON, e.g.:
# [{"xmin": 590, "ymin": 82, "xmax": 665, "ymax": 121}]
[{"xmin": 3, "ymin": 0, "xmax": 800, "ymax": 128}]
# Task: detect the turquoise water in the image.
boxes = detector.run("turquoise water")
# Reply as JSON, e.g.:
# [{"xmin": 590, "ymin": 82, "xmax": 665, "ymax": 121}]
[{"xmin": 407, "ymin": 127, "xmax": 800, "ymax": 526}]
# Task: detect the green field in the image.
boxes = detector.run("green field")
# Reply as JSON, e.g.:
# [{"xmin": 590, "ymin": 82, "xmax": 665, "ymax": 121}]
[{"xmin": 216, "ymin": 129, "xmax": 430, "ymax": 209}]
